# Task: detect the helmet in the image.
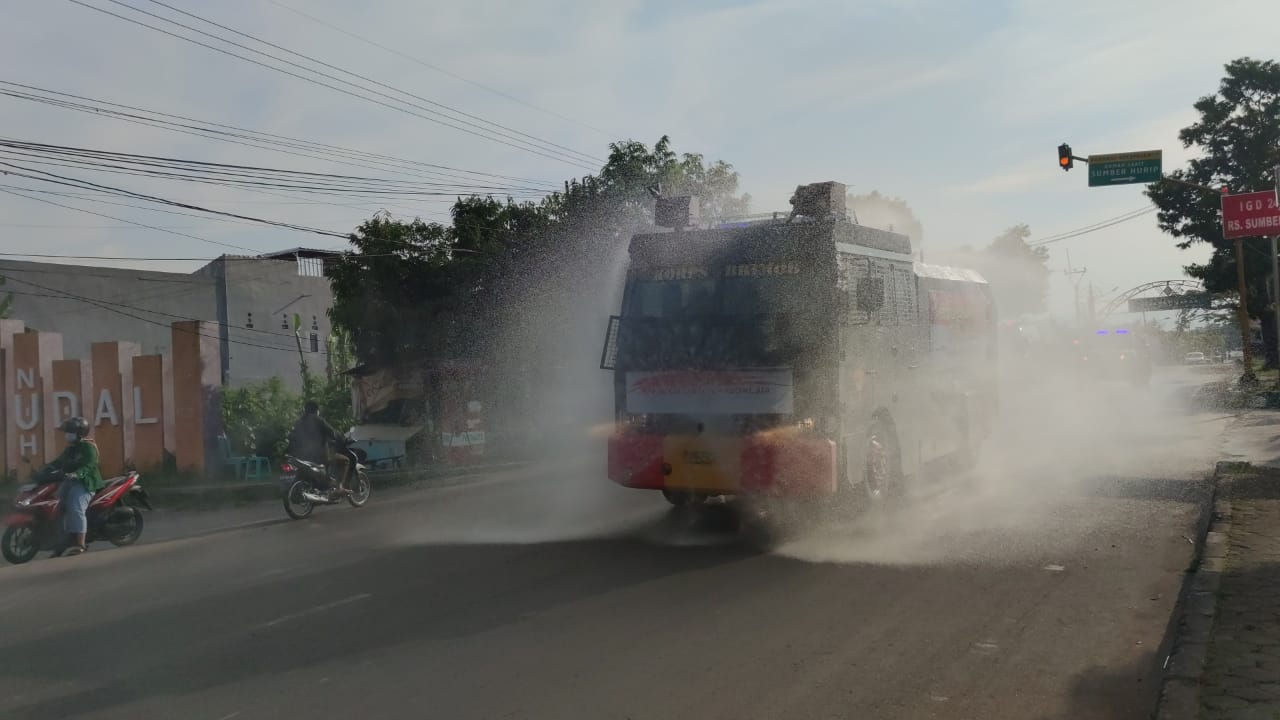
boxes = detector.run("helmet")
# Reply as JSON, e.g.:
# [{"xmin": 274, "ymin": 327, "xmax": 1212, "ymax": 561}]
[{"xmin": 61, "ymin": 416, "xmax": 90, "ymax": 439}]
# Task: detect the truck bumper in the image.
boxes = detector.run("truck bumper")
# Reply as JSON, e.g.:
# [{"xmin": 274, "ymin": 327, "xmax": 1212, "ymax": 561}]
[{"xmin": 607, "ymin": 431, "xmax": 837, "ymax": 496}]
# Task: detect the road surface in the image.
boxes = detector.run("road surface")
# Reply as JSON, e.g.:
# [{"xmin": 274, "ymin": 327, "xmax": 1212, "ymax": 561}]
[{"xmin": 0, "ymin": 365, "xmax": 1235, "ymax": 719}]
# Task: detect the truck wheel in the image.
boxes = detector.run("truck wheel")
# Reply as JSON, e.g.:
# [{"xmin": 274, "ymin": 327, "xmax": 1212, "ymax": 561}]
[
  {"xmin": 662, "ymin": 489, "xmax": 706, "ymax": 507},
  {"xmin": 847, "ymin": 420, "xmax": 902, "ymax": 510}
]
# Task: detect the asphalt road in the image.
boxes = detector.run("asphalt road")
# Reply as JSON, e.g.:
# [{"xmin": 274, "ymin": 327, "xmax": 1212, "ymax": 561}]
[{"xmin": 0, "ymin": 365, "xmax": 1236, "ymax": 720}]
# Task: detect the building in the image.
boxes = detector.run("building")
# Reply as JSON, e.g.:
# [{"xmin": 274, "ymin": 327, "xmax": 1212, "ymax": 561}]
[{"xmin": 0, "ymin": 248, "xmax": 339, "ymax": 390}]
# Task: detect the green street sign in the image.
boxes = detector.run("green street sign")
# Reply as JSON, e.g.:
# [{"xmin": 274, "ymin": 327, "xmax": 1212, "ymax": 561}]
[
  {"xmin": 1088, "ymin": 150, "xmax": 1162, "ymax": 187},
  {"xmin": 1128, "ymin": 293, "xmax": 1211, "ymax": 313}
]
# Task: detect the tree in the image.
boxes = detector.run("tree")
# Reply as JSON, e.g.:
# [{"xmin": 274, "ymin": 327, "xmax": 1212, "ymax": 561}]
[
  {"xmin": 326, "ymin": 212, "xmax": 455, "ymax": 364},
  {"xmin": 847, "ymin": 191, "xmax": 924, "ymax": 249},
  {"xmin": 978, "ymin": 224, "xmax": 1051, "ymax": 318},
  {"xmin": 937, "ymin": 224, "xmax": 1051, "ymax": 319},
  {"xmin": 324, "ymin": 137, "xmax": 749, "ymax": 448},
  {"xmin": 1147, "ymin": 57, "xmax": 1280, "ymax": 366},
  {"xmin": 219, "ymin": 377, "xmax": 299, "ymax": 461},
  {"xmin": 0, "ymin": 277, "xmax": 12, "ymax": 319},
  {"xmin": 327, "ymin": 136, "xmax": 749, "ymax": 371}
]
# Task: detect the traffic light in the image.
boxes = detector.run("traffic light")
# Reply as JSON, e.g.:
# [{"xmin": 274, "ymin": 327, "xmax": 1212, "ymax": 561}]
[{"xmin": 1058, "ymin": 143, "xmax": 1073, "ymax": 171}]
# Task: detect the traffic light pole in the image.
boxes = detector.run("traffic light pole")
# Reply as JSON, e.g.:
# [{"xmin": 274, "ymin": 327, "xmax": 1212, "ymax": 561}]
[{"xmin": 1057, "ymin": 144, "xmax": 1258, "ymax": 384}]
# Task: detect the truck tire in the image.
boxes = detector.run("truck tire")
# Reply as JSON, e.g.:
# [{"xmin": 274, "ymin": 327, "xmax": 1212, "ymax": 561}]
[
  {"xmin": 845, "ymin": 419, "xmax": 903, "ymax": 512},
  {"xmin": 662, "ymin": 489, "xmax": 707, "ymax": 507}
]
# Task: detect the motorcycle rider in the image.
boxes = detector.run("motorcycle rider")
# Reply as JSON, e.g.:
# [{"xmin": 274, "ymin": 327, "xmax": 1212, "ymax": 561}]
[
  {"xmin": 289, "ymin": 400, "xmax": 350, "ymax": 496},
  {"xmin": 50, "ymin": 417, "xmax": 103, "ymax": 557}
]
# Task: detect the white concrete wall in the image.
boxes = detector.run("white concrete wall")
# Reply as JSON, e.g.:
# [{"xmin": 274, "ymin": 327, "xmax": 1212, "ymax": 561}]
[
  {"xmin": 0, "ymin": 255, "xmax": 335, "ymax": 391},
  {"xmin": 217, "ymin": 257, "xmax": 335, "ymax": 391},
  {"xmin": 0, "ymin": 259, "xmax": 218, "ymax": 357}
]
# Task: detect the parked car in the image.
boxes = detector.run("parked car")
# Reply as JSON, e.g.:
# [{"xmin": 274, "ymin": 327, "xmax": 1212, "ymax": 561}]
[{"xmin": 1184, "ymin": 352, "xmax": 1208, "ymax": 365}]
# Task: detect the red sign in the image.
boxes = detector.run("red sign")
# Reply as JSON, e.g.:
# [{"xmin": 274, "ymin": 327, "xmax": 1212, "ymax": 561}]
[{"xmin": 1221, "ymin": 190, "xmax": 1280, "ymax": 240}]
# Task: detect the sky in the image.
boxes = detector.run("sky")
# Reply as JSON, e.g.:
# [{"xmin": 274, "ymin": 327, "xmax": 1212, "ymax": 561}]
[{"xmin": 2, "ymin": 0, "xmax": 1279, "ymax": 323}]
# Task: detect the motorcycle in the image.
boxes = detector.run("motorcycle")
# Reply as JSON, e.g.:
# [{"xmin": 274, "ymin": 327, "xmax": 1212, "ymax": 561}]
[
  {"xmin": 2, "ymin": 466, "xmax": 151, "ymax": 564},
  {"xmin": 280, "ymin": 439, "xmax": 371, "ymax": 520}
]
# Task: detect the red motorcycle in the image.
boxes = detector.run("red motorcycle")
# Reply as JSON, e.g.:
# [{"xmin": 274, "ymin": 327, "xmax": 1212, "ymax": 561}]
[{"xmin": 2, "ymin": 466, "xmax": 151, "ymax": 564}]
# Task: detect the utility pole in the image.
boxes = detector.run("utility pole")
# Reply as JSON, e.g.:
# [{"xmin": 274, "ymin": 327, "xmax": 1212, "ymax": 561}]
[
  {"xmin": 1272, "ymin": 164, "xmax": 1280, "ymax": 387},
  {"xmin": 1235, "ymin": 233, "xmax": 1256, "ymax": 384},
  {"xmin": 1064, "ymin": 250, "xmax": 1087, "ymax": 327}
]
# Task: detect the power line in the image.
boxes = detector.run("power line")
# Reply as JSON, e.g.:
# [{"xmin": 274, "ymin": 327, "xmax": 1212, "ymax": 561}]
[
  {"xmin": 24, "ymin": 191, "xmax": 470, "ymax": 206},
  {"xmin": 5, "ymin": 263, "xmax": 352, "ymax": 347},
  {"xmin": 0, "ymin": 80, "xmax": 563, "ymax": 188},
  {"xmin": 0, "ymin": 183, "xmax": 371, "ymax": 229},
  {"xmin": 0, "ymin": 251, "xmax": 333, "ymax": 322},
  {"xmin": 2, "ymin": 253, "xmax": 358, "ymax": 349},
  {"xmin": 0, "ymin": 146, "xmax": 547, "ymax": 200},
  {"xmin": 0, "ymin": 223, "xmax": 205, "ymax": 229},
  {"xmin": 0, "ymin": 138, "xmax": 551, "ymax": 194},
  {"xmin": 0, "ymin": 152, "xmax": 545, "ymax": 204},
  {"xmin": 0, "ymin": 162, "xmax": 352, "ymax": 238},
  {"xmin": 65, "ymin": 0, "xmax": 599, "ymax": 170},
  {"xmin": 0, "ymin": 251, "xmax": 407, "ymax": 263},
  {"xmin": 142, "ymin": 0, "xmax": 605, "ymax": 163},
  {"xmin": 2, "ymin": 287, "xmax": 300, "ymax": 348},
  {"xmin": 0, "ymin": 185, "xmax": 264, "ymax": 253},
  {"xmin": 0, "ymin": 261, "xmax": 207, "ymax": 285},
  {"xmin": 2, "ymin": 273, "xmax": 321, "ymax": 354},
  {"xmin": 264, "ymin": 0, "xmax": 617, "ymax": 140},
  {"xmin": 1029, "ymin": 206, "xmax": 1157, "ymax": 247}
]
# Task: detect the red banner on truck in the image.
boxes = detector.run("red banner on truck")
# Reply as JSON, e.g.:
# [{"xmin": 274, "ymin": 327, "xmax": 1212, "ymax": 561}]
[{"xmin": 1222, "ymin": 190, "xmax": 1280, "ymax": 240}]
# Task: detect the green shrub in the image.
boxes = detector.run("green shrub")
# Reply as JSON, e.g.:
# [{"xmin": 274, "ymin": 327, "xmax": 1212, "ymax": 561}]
[{"xmin": 220, "ymin": 377, "xmax": 299, "ymax": 461}]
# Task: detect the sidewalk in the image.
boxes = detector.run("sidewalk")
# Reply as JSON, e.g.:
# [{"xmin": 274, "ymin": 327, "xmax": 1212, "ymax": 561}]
[
  {"xmin": 1175, "ymin": 411, "xmax": 1280, "ymax": 719},
  {"xmin": 136, "ymin": 457, "xmax": 539, "ymax": 545}
]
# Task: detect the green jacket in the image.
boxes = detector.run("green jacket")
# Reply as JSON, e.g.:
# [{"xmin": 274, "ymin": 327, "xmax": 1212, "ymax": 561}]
[{"xmin": 52, "ymin": 438, "xmax": 104, "ymax": 493}]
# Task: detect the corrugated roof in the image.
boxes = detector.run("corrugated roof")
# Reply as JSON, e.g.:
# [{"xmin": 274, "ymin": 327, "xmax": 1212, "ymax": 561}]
[
  {"xmin": 913, "ymin": 262, "xmax": 988, "ymax": 284},
  {"xmin": 257, "ymin": 247, "xmax": 344, "ymax": 259}
]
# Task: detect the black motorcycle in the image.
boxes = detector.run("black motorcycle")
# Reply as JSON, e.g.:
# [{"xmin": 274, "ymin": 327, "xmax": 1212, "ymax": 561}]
[{"xmin": 280, "ymin": 439, "xmax": 371, "ymax": 520}]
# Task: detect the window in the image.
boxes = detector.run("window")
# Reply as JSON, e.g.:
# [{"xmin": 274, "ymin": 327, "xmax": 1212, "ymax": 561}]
[
  {"xmin": 297, "ymin": 256, "xmax": 324, "ymax": 277},
  {"xmin": 840, "ymin": 255, "xmax": 871, "ymax": 325},
  {"xmin": 630, "ymin": 279, "xmax": 717, "ymax": 317},
  {"xmin": 891, "ymin": 265, "xmax": 916, "ymax": 325},
  {"xmin": 855, "ymin": 276, "xmax": 885, "ymax": 313}
]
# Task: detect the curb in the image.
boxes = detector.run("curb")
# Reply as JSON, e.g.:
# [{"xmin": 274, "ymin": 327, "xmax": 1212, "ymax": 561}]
[
  {"xmin": 147, "ymin": 459, "xmax": 533, "ymax": 510},
  {"xmin": 1153, "ymin": 460, "xmax": 1238, "ymax": 720}
]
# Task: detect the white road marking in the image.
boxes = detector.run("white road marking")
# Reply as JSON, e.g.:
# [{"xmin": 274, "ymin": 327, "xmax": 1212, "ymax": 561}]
[
  {"xmin": 256, "ymin": 593, "xmax": 371, "ymax": 629},
  {"xmin": 1043, "ymin": 564, "xmax": 1066, "ymax": 572}
]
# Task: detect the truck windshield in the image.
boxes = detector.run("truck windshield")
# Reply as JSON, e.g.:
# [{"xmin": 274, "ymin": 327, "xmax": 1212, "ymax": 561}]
[
  {"xmin": 626, "ymin": 274, "xmax": 802, "ymax": 317},
  {"xmin": 630, "ymin": 278, "xmax": 717, "ymax": 317}
]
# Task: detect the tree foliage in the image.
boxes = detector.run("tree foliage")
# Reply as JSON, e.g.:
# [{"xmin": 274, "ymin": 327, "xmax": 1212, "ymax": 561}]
[
  {"xmin": 219, "ymin": 377, "xmax": 298, "ymax": 461},
  {"xmin": 940, "ymin": 224, "xmax": 1051, "ymax": 319},
  {"xmin": 296, "ymin": 326, "xmax": 355, "ymax": 436},
  {"xmin": 847, "ymin": 191, "xmax": 924, "ymax": 248},
  {"xmin": 978, "ymin": 224, "xmax": 1051, "ymax": 318},
  {"xmin": 1147, "ymin": 57, "xmax": 1280, "ymax": 362},
  {"xmin": 220, "ymin": 329, "xmax": 356, "ymax": 462},
  {"xmin": 326, "ymin": 136, "xmax": 750, "ymax": 372},
  {"xmin": 0, "ymin": 277, "xmax": 12, "ymax": 319}
]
